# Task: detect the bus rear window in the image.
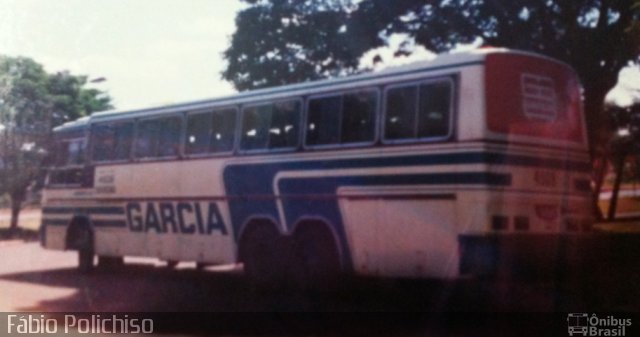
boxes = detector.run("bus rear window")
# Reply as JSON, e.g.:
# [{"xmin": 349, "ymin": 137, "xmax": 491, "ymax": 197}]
[{"xmin": 485, "ymin": 53, "xmax": 584, "ymax": 144}]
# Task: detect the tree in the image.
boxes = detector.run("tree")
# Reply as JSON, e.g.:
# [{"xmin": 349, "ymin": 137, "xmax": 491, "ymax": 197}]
[
  {"xmin": 224, "ymin": 0, "xmax": 640, "ymax": 219},
  {"xmin": 224, "ymin": 0, "xmax": 639, "ymax": 148},
  {"xmin": 0, "ymin": 56, "xmax": 112, "ymax": 233},
  {"xmin": 47, "ymin": 71, "xmax": 113, "ymax": 126}
]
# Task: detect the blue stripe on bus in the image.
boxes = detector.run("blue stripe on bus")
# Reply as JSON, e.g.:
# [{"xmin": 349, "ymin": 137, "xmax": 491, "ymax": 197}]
[
  {"xmin": 41, "ymin": 206, "xmax": 126, "ymax": 228},
  {"xmin": 223, "ymin": 150, "xmax": 586, "ymax": 271},
  {"xmin": 42, "ymin": 218, "xmax": 127, "ymax": 228},
  {"xmin": 280, "ymin": 172, "xmax": 511, "ymax": 270},
  {"xmin": 92, "ymin": 220, "xmax": 127, "ymax": 228},
  {"xmin": 224, "ymin": 150, "xmax": 587, "ymax": 235},
  {"xmin": 42, "ymin": 206, "xmax": 125, "ymax": 215},
  {"xmin": 41, "ymin": 219, "xmax": 70, "ymax": 226}
]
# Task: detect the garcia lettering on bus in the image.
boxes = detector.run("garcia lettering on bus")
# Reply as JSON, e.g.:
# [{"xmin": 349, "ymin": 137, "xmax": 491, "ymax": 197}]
[{"xmin": 126, "ymin": 202, "xmax": 228, "ymax": 235}]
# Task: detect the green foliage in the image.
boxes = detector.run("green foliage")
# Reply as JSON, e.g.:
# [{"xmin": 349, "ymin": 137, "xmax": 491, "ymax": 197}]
[
  {"xmin": 225, "ymin": 1, "xmax": 638, "ymax": 89},
  {"xmin": 0, "ymin": 56, "xmax": 50, "ymax": 213},
  {"xmin": 0, "ymin": 55, "xmax": 112, "ymax": 230},
  {"xmin": 224, "ymin": 0, "xmax": 365, "ymax": 91},
  {"xmin": 224, "ymin": 0, "xmax": 640, "ymax": 152},
  {"xmin": 48, "ymin": 71, "xmax": 113, "ymax": 127}
]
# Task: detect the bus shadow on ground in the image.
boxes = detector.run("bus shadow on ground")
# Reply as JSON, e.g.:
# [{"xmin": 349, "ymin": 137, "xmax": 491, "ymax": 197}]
[
  {"xmin": 1, "ymin": 259, "xmax": 639, "ymax": 336},
  {"xmin": 1, "ymin": 233, "xmax": 639, "ymax": 314},
  {"xmin": 0, "ymin": 264, "xmax": 562, "ymax": 336},
  {"xmin": 0, "ymin": 263, "xmax": 490, "ymax": 312},
  {"xmin": 2, "ymin": 261, "xmax": 637, "ymax": 313}
]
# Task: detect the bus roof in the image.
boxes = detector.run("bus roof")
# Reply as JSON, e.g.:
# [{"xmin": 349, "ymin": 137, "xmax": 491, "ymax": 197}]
[
  {"xmin": 53, "ymin": 116, "xmax": 91, "ymax": 133},
  {"xmin": 53, "ymin": 48, "xmax": 566, "ymax": 133}
]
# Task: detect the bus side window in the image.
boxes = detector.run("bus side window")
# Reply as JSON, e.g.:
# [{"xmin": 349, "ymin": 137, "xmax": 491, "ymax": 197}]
[
  {"xmin": 417, "ymin": 82, "xmax": 451, "ymax": 139},
  {"xmin": 210, "ymin": 108, "xmax": 236, "ymax": 153},
  {"xmin": 186, "ymin": 112, "xmax": 213, "ymax": 155},
  {"xmin": 157, "ymin": 116, "xmax": 182, "ymax": 157},
  {"xmin": 136, "ymin": 117, "xmax": 181, "ymax": 158},
  {"xmin": 135, "ymin": 119, "xmax": 161, "ymax": 158},
  {"xmin": 306, "ymin": 95, "xmax": 342, "ymax": 146},
  {"xmin": 91, "ymin": 124, "xmax": 116, "ymax": 161},
  {"xmin": 91, "ymin": 122, "xmax": 133, "ymax": 162},
  {"xmin": 241, "ymin": 104, "xmax": 272, "ymax": 151},
  {"xmin": 384, "ymin": 80, "xmax": 452, "ymax": 141},
  {"xmin": 269, "ymin": 100, "xmax": 300, "ymax": 149},
  {"xmin": 113, "ymin": 122, "xmax": 134, "ymax": 160},
  {"xmin": 385, "ymin": 86, "xmax": 418, "ymax": 140},
  {"xmin": 341, "ymin": 90, "xmax": 377, "ymax": 144}
]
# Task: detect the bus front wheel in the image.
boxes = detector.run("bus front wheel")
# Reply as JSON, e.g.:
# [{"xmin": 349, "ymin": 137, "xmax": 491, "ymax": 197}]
[
  {"xmin": 98, "ymin": 256, "xmax": 124, "ymax": 270},
  {"xmin": 240, "ymin": 224, "xmax": 286, "ymax": 287},
  {"xmin": 76, "ymin": 227, "xmax": 94, "ymax": 274}
]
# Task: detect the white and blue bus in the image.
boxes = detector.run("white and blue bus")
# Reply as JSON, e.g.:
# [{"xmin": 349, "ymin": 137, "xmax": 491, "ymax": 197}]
[{"xmin": 41, "ymin": 49, "xmax": 592, "ymax": 284}]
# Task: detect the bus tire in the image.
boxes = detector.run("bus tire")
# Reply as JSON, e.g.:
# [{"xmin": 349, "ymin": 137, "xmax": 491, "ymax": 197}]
[
  {"xmin": 76, "ymin": 226, "xmax": 94, "ymax": 274},
  {"xmin": 239, "ymin": 223, "xmax": 286, "ymax": 288},
  {"xmin": 196, "ymin": 262, "xmax": 210, "ymax": 271},
  {"xmin": 292, "ymin": 223, "xmax": 341, "ymax": 290},
  {"xmin": 97, "ymin": 256, "xmax": 124, "ymax": 270}
]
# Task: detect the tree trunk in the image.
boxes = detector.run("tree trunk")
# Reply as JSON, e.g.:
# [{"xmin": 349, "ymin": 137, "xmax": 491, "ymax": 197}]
[
  {"xmin": 591, "ymin": 156, "xmax": 608, "ymax": 221},
  {"xmin": 583, "ymin": 83, "xmax": 614, "ymax": 220},
  {"xmin": 9, "ymin": 193, "xmax": 24, "ymax": 233},
  {"xmin": 608, "ymin": 151, "xmax": 626, "ymax": 220}
]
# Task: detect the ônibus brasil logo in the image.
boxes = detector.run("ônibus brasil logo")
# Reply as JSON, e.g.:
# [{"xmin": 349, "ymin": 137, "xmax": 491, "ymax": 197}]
[{"xmin": 567, "ymin": 313, "xmax": 632, "ymax": 336}]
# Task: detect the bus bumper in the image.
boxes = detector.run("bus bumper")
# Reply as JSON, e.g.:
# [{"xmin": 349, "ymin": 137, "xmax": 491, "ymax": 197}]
[{"xmin": 458, "ymin": 233, "xmax": 596, "ymax": 281}]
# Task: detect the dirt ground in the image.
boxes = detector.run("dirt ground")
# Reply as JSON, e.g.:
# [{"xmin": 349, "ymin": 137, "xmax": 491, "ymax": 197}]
[{"xmin": 0, "ymin": 207, "xmax": 41, "ymax": 231}]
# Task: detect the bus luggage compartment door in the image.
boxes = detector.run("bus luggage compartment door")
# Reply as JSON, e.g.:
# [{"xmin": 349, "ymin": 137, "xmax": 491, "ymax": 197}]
[{"xmin": 339, "ymin": 187, "xmax": 458, "ymax": 279}]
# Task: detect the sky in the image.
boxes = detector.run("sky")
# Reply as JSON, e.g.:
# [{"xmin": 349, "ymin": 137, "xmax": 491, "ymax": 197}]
[
  {"xmin": 0, "ymin": 0, "xmax": 244, "ymax": 110},
  {"xmin": 0, "ymin": 0, "xmax": 638, "ymax": 111}
]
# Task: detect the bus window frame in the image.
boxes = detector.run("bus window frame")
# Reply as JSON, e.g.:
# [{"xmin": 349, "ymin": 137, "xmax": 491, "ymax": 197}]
[
  {"xmin": 381, "ymin": 77, "xmax": 456, "ymax": 145},
  {"xmin": 238, "ymin": 98, "xmax": 304, "ymax": 155},
  {"xmin": 184, "ymin": 106, "xmax": 239, "ymax": 159},
  {"xmin": 133, "ymin": 113, "xmax": 185, "ymax": 162},
  {"xmin": 303, "ymin": 87, "xmax": 380, "ymax": 151},
  {"xmin": 89, "ymin": 121, "xmax": 135, "ymax": 164}
]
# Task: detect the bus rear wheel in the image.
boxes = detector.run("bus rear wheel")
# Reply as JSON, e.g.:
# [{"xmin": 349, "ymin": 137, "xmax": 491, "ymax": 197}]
[
  {"xmin": 291, "ymin": 224, "xmax": 341, "ymax": 290},
  {"xmin": 240, "ymin": 224, "xmax": 287, "ymax": 288}
]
